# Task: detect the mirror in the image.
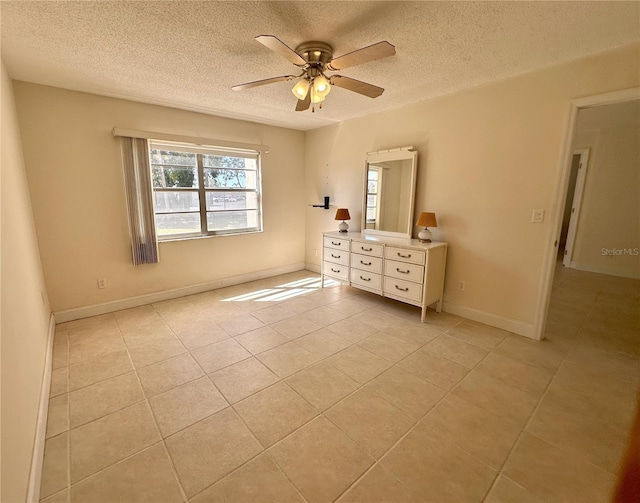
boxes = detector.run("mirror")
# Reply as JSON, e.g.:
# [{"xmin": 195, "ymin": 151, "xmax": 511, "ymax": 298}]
[{"xmin": 362, "ymin": 148, "xmax": 418, "ymax": 238}]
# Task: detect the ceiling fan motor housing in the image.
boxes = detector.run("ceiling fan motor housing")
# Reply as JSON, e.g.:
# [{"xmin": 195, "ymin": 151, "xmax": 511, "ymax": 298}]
[{"xmin": 294, "ymin": 41, "xmax": 334, "ymax": 69}]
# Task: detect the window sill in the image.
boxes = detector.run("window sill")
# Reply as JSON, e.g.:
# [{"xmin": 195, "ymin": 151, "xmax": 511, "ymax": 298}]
[{"xmin": 158, "ymin": 229, "xmax": 263, "ymax": 243}]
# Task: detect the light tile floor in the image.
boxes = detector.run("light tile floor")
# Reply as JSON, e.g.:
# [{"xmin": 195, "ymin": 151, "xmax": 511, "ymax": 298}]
[{"xmin": 40, "ymin": 266, "xmax": 639, "ymax": 502}]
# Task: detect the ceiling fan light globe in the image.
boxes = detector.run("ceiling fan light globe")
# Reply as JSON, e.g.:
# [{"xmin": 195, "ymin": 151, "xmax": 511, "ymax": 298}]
[
  {"xmin": 291, "ymin": 79, "xmax": 309, "ymax": 99},
  {"xmin": 313, "ymin": 75, "xmax": 331, "ymax": 98},
  {"xmin": 310, "ymin": 86, "xmax": 325, "ymax": 104}
]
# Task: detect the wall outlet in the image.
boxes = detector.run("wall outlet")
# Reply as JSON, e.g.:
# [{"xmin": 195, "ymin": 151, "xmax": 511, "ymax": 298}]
[
  {"xmin": 458, "ymin": 281, "xmax": 465, "ymax": 291},
  {"xmin": 97, "ymin": 278, "xmax": 107, "ymax": 289},
  {"xmin": 314, "ymin": 249, "xmax": 318, "ymax": 257},
  {"xmin": 531, "ymin": 209, "xmax": 545, "ymax": 223}
]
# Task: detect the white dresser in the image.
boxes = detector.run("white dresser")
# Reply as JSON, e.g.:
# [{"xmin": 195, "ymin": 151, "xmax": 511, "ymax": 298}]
[{"xmin": 322, "ymin": 231, "xmax": 447, "ymax": 322}]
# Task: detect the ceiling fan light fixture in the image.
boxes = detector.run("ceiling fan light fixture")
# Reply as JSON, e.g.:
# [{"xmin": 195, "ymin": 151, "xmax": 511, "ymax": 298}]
[
  {"xmin": 309, "ymin": 85, "xmax": 325, "ymax": 104},
  {"xmin": 291, "ymin": 78, "xmax": 310, "ymax": 99},
  {"xmin": 313, "ymin": 74, "xmax": 331, "ymax": 98}
]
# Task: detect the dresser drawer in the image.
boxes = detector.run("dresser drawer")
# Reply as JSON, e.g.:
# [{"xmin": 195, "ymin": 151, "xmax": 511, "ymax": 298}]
[
  {"xmin": 324, "ymin": 247, "xmax": 349, "ymax": 266},
  {"xmin": 384, "ymin": 259, "xmax": 424, "ymax": 283},
  {"xmin": 323, "ymin": 261, "xmax": 349, "ymax": 281},
  {"xmin": 350, "ymin": 269, "xmax": 382, "ymax": 291},
  {"xmin": 351, "ymin": 241, "xmax": 384, "ymax": 257},
  {"xmin": 351, "ymin": 253, "xmax": 383, "ymax": 274},
  {"xmin": 384, "ymin": 276, "xmax": 423, "ymax": 303},
  {"xmin": 385, "ymin": 246, "xmax": 426, "ymax": 265},
  {"xmin": 324, "ymin": 236, "xmax": 350, "ymax": 251}
]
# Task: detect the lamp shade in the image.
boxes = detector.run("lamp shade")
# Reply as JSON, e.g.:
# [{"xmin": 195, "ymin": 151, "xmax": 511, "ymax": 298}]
[
  {"xmin": 335, "ymin": 208, "xmax": 351, "ymax": 221},
  {"xmin": 310, "ymin": 85, "xmax": 324, "ymax": 104},
  {"xmin": 417, "ymin": 212, "xmax": 437, "ymax": 227},
  {"xmin": 313, "ymin": 75, "xmax": 331, "ymax": 98},
  {"xmin": 291, "ymin": 79, "xmax": 310, "ymax": 99}
]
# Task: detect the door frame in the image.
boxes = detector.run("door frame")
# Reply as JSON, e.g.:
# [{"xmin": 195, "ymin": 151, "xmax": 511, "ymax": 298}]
[
  {"xmin": 562, "ymin": 148, "xmax": 590, "ymax": 267},
  {"xmin": 532, "ymin": 87, "xmax": 640, "ymax": 340}
]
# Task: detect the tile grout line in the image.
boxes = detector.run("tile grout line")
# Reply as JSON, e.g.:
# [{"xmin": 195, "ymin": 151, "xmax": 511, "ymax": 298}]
[
  {"xmin": 265, "ymin": 449, "xmax": 310, "ymax": 503},
  {"xmin": 517, "ymin": 281, "xmax": 636, "ymax": 479},
  {"xmin": 154, "ymin": 301, "xmax": 286, "ymax": 501},
  {"xmin": 333, "ymin": 318, "xmax": 500, "ymax": 501},
  {"xmin": 392, "ymin": 274, "xmax": 634, "ymax": 499},
  {"xmin": 330, "ymin": 318, "xmax": 492, "ymax": 502},
  {"xmin": 478, "ymin": 283, "xmax": 602, "ymax": 502},
  {"xmin": 115, "ymin": 313, "xmax": 190, "ymax": 503},
  {"xmin": 65, "ymin": 361, "xmax": 198, "ymax": 495},
  {"xmin": 186, "ymin": 392, "xmax": 313, "ymax": 503},
  {"xmin": 166, "ymin": 276, "xmax": 330, "ymax": 502},
  {"xmin": 331, "ymin": 316, "xmax": 557, "ymax": 501}
]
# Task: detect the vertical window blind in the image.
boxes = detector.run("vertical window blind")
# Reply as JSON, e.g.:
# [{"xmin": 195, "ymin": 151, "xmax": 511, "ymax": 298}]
[{"xmin": 120, "ymin": 137, "xmax": 159, "ymax": 265}]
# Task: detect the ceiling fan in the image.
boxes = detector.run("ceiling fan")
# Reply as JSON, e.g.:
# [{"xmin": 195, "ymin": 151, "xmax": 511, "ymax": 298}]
[{"xmin": 232, "ymin": 35, "xmax": 396, "ymax": 112}]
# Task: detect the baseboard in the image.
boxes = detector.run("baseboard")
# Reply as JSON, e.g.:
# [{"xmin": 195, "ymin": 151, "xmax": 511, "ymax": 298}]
[
  {"xmin": 442, "ymin": 302, "xmax": 536, "ymax": 339},
  {"xmin": 54, "ymin": 263, "xmax": 307, "ymax": 323},
  {"xmin": 569, "ymin": 261, "xmax": 640, "ymax": 280},
  {"xmin": 26, "ymin": 313, "xmax": 56, "ymax": 503},
  {"xmin": 305, "ymin": 262, "xmax": 321, "ymax": 274}
]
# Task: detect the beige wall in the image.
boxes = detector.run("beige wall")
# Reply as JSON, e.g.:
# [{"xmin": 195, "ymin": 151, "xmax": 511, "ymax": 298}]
[
  {"xmin": 13, "ymin": 83, "xmax": 306, "ymax": 313},
  {"xmin": 305, "ymin": 45, "xmax": 640, "ymax": 334},
  {"xmin": 1, "ymin": 62, "xmax": 52, "ymax": 503},
  {"xmin": 571, "ymin": 100, "xmax": 640, "ymax": 278}
]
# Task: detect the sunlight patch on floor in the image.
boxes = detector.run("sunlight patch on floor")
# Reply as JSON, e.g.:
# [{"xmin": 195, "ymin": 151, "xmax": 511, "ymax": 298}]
[{"xmin": 222, "ymin": 276, "xmax": 339, "ymax": 303}]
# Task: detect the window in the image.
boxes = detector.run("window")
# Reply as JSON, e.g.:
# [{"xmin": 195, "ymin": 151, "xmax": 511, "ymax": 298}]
[
  {"xmin": 149, "ymin": 140, "xmax": 262, "ymax": 239},
  {"xmin": 365, "ymin": 167, "xmax": 380, "ymax": 229}
]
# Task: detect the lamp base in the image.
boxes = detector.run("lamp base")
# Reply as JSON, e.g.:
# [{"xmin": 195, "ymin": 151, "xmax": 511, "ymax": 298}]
[
  {"xmin": 338, "ymin": 221, "xmax": 349, "ymax": 233},
  {"xmin": 418, "ymin": 228, "xmax": 432, "ymax": 243}
]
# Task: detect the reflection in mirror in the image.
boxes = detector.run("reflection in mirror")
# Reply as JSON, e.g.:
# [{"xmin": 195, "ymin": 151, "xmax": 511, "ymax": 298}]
[{"xmin": 363, "ymin": 148, "xmax": 417, "ymax": 238}]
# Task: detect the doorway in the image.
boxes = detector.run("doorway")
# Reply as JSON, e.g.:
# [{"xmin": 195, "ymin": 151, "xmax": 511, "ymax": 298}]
[{"xmin": 534, "ymin": 87, "xmax": 640, "ymax": 340}]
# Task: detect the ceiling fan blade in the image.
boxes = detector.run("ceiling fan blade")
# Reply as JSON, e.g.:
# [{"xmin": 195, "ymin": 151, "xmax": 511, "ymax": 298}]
[
  {"xmin": 327, "ymin": 41, "xmax": 395, "ymax": 71},
  {"xmin": 255, "ymin": 35, "xmax": 306, "ymax": 66},
  {"xmin": 330, "ymin": 75, "xmax": 384, "ymax": 98},
  {"xmin": 295, "ymin": 93, "xmax": 311, "ymax": 112},
  {"xmin": 231, "ymin": 75, "xmax": 296, "ymax": 91}
]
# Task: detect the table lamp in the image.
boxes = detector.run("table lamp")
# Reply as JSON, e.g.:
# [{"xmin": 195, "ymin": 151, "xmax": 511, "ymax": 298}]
[
  {"xmin": 335, "ymin": 208, "xmax": 351, "ymax": 233},
  {"xmin": 417, "ymin": 212, "xmax": 437, "ymax": 242}
]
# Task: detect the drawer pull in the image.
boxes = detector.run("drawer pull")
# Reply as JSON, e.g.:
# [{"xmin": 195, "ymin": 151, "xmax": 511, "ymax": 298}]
[
  {"xmin": 361, "ymin": 246, "xmax": 373, "ymax": 252},
  {"xmin": 396, "ymin": 268, "xmax": 410, "ymax": 274},
  {"xmin": 360, "ymin": 260, "xmax": 372, "ymax": 266},
  {"xmin": 331, "ymin": 241, "xmax": 342, "ymax": 246},
  {"xmin": 397, "ymin": 252, "xmax": 412, "ymax": 258},
  {"xmin": 395, "ymin": 285, "xmax": 409, "ymax": 292},
  {"xmin": 331, "ymin": 254, "xmax": 341, "ymax": 259},
  {"xmin": 359, "ymin": 276, "xmax": 371, "ymax": 282},
  {"xmin": 331, "ymin": 268, "xmax": 341, "ymax": 273}
]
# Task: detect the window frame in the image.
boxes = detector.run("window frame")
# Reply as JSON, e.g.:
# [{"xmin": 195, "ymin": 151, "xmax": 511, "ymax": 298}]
[{"xmin": 149, "ymin": 140, "xmax": 263, "ymax": 241}]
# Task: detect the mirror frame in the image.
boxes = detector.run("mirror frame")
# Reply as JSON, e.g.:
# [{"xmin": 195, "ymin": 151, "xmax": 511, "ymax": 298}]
[{"xmin": 362, "ymin": 147, "xmax": 418, "ymax": 239}]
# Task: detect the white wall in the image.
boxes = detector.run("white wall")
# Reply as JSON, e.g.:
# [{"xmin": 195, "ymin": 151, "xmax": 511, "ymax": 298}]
[
  {"xmin": 571, "ymin": 100, "xmax": 640, "ymax": 278},
  {"xmin": 305, "ymin": 44, "xmax": 640, "ymax": 336},
  {"xmin": 13, "ymin": 83, "xmax": 306, "ymax": 314},
  {"xmin": 1, "ymin": 62, "xmax": 52, "ymax": 503}
]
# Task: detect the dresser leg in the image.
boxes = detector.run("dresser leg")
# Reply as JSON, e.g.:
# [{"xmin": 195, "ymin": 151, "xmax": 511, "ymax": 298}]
[{"xmin": 436, "ymin": 298, "xmax": 443, "ymax": 313}]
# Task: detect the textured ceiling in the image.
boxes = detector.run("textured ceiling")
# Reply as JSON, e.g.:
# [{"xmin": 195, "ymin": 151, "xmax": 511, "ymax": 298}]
[{"xmin": 1, "ymin": 1, "xmax": 639, "ymax": 131}]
